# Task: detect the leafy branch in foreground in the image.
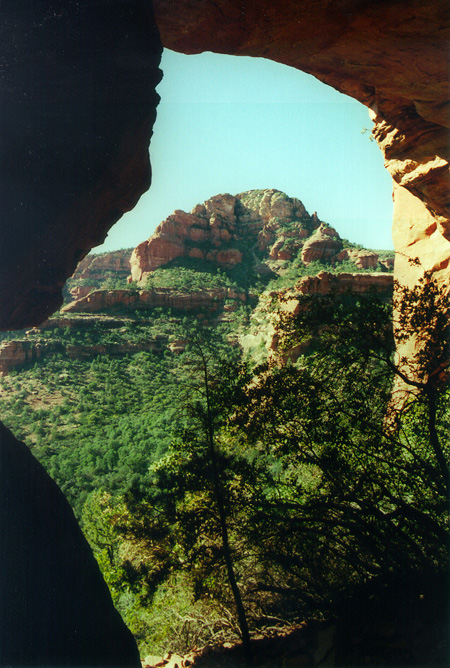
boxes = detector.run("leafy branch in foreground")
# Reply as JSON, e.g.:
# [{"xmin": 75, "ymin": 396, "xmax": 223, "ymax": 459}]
[
  {"xmin": 83, "ymin": 280, "xmax": 448, "ymax": 660},
  {"xmin": 235, "ymin": 277, "xmax": 448, "ymax": 610}
]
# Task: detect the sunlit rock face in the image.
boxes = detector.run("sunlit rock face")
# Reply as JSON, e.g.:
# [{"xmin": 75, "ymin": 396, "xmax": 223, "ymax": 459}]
[
  {"xmin": 1, "ymin": 0, "xmax": 447, "ymax": 331},
  {"xmin": 0, "ymin": 0, "xmax": 162, "ymax": 330},
  {"xmin": 61, "ymin": 286, "xmax": 247, "ymax": 315},
  {"xmin": 153, "ymin": 0, "xmax": 449, "ymax": 295},
  {"xmin": 129, "ymin": 189, "xmax": 321, "ymax": 282}
]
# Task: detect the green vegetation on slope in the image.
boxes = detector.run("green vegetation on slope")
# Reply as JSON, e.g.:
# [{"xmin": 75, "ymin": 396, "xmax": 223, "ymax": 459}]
[
  {"xmin": 78, "ymin": 279, "xmax": 448, "ymax": 660},
  {"xmin": 0, "ymin": 348, "xmax": 183, "ymax": 516},
  {"xmin": 4, "ymin": 209, "xmax": 443, "ymax": 663}
]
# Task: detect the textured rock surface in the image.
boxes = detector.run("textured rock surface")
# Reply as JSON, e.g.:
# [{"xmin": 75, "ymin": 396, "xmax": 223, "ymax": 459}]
[
  {"xmin": 0, "ymin": 1, "xmax": 162, "ymax": 329},
  {"xmin": 301, "ymin": 224, "xmax": 343, "ymax": 264},
  {"xmin": 130, "ymin": 190, "xmax": 327, "ymax": 282},
  {"xmin": 130, "ymin": 190, "xmax": 389, "ymax": 282},
  {"xmin": 62, "ymin": 287, "xmax": 246, "ymax": 315},
  {"xmin": 68, "ymin": 249, "xmax": 133, "ymax": 299},
  {"xmin": 267, "ymin": 272, "xmax": 394, "ymax": 361},
  {"xmin": 0, "ymin": 421, "xmax": 141, "ymax": 666},
  {"xmin": 1, "ymin": 1, "xmax": 447, "ymax": 330},
  {"xmin": 336, "ymin": 248, "xmax": 380, "ymax": 269},
  {"xmin": 0, "ymin": 339, "xmax": 60, "ymax": 376},
  {"xmin": 152, "ymin": 0, "xmax": 449, "ymax": 297},
  {"xmin": 391, "ymin": 182, "xmax": 450, "ymax": 381},
  {"xmin": 71, "ymin": 250, "xmax": 132, "ymax": 283},
  {"xmin": 295, "ymin": 271, "xmax": 393, "ymax": 297}
]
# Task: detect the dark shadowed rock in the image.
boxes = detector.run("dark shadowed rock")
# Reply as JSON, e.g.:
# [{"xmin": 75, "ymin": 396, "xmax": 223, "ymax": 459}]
[
  {"xmin": 0, "ymin": 421, "xmax": 141, "ymax": 666},
  {"xmin": 0, "ymin": 0, "xmax": 162, "ymax": 329}
]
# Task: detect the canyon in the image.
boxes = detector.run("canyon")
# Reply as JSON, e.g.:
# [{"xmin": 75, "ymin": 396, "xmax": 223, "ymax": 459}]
[
  {"xmin": 0, "ymin": 1, "xmax": 447, "ymax": 331},
  {"xmin": 0, "ymin": 1, "xmax": 448, "ymax": 666},
  {"xmin": 0, "ymin": 189, "xmax": 393, "ymax": 378}
]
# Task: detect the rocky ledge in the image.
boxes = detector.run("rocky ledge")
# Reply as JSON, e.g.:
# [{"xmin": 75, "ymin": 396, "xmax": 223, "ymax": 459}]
[
  {"xmin": 294, "ymin": 271, "xmax": 393, "ymax": 296},
  {"xmin": 266, "ymin": 272, "xmax": 394, "ymax": 361},
  {"xmin": 68, "ymin": 249, "xmax": 133, "ymax": 299},
  {"xmin": 61, "ymin": 287, "xmax": 246, "ymax": 315}
]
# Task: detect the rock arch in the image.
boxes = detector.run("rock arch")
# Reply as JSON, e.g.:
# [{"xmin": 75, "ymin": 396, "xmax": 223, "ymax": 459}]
[
  {"xmin": 0, "ymin": 1, "xmax": 448, "ymax": 665},
  {"xmin": 0, "ymin": 0, "xmax": 448, "ymax": 330},
  {"xmin": 152, "ymin": 0, "xmax": 449, "ymax": 291}
]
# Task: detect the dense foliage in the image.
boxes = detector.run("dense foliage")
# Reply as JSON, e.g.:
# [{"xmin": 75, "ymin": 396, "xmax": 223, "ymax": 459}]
[
  {"xmin": 0, "ymin": 342, "xmax": 185, "ymax": 516},
  {"xmin": 0, "ymin": 251, "xmax": 446, "ymax": 661},
  {"xmin": 79, "ymin": 279, "xmax": 448, "ymax": 656}
]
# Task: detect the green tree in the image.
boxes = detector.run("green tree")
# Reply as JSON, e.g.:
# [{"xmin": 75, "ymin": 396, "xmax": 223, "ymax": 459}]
[
  {"xmin": 232, "ymin": 277, "xmax": 449, "ymax": 614},
  {"xmin": 136, "ymin": 324, "xmax": 254, "ymax": 660}
]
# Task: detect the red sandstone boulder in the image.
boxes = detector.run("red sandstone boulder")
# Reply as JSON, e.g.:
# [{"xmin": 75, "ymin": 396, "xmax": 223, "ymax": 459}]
[
  {"xmin": 301, "ymin": 224, "xmax": 343, "ymax": 264},
  {"xmin": 336, "ymin": 248, "xmax": 380, "ymax": 269}
]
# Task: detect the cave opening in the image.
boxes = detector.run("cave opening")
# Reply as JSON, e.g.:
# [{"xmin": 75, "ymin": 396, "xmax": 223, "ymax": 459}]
[{"xmin": 98, "ymin": 49, "xmax": 394, "ymax": 256}]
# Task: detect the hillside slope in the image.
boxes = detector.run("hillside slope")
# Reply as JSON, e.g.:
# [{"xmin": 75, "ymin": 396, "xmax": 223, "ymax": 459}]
[
  {"xmin": 0, "ymin": 189, "xmax": 394, "ymax": 377},
  {"xmin": 1, "ymin": 189, "xmax": 445, "ymax": 668}
]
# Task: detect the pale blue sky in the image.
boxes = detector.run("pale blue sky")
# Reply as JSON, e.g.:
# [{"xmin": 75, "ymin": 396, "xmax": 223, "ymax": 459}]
[{"xmin": 98, "ymin": 49, "xmax": 394, "ymax": 253}]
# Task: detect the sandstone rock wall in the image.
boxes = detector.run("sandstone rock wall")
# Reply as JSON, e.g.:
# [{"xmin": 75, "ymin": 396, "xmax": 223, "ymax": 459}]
[
  {"xmin": 68, "ymin": 249, "xmax": 133, "ymax": 300},
  {"xmin": 129, "ymin": 189, "xmax": 388, "ymax": 283},
  {"xmin": 295, "ymin": 271, "xmax": 393, "ymax": 296},
  {"xmin": 152, "ymin": 0, "xmax": 449, "ymax": 304},
  {"xmin": 61, "ymin": 287, "xmax": 246, "ymax": 315},
  {"xmin": 0, "ymin": 0, "xmax": 447, "ymax": 331},
  {"xmin": 0, "ymin": 339, "xmax": 63, "ymax": 376},
  {"xmin": 129, "ymin": 189, "xmax": 321, "ymax": 282},
  {"xmin": 266, "ymin": 272, "xmax": 394, "ymax": 362},
  {"xmin": 71, "ymin": 249, "xmax": 132, "ymax": 283},
  {"xmin": 301, "ymin": 224, "xmax": 343, "ymax": 264}
]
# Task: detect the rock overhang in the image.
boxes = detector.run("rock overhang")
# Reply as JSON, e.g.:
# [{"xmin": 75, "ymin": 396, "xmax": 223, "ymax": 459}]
[
  {"xmin": 0, "ymin": 0, "xmax": 448, "ymax": 330},
  {"xmin": 0, "ymin": 0, "xmax": 162, "ymax": 330}
]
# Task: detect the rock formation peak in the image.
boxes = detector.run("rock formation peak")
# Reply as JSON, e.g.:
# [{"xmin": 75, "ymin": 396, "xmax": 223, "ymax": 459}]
[{"xmin": 129, "ymin": 189, "xmax": 386, "ymax": 284}]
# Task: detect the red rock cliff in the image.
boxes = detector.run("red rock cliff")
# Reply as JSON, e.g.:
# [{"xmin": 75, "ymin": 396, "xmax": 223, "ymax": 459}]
[
  {"xmin": 129, "ymin": 189, "xmax": 368, "ymax": 283},
  {"xmin": 1, "ymin": 1, "xmax": 447, "ymax": 331},
  {"xmin": 152, "ymin": 0, "xmax": 450, "ymax": 377}
]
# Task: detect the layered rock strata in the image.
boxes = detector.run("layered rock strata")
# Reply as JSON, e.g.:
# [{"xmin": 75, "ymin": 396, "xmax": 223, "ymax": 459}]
[
  {"xmin": 73, "ymin": 250, "xmax": 132, "ymax": 283},
  {"xmin": 130, "ymin": 190, "xmax": 319, "ymax": 282},
  {"xmin": 68, "ymin": 249, "xmax": 133, "ymax": 299},
  {"xmin": 153, "ymin": 0, "xmax": 450, "ymax": 296},
  {"xmin": 62, "ymin": 287, "xmax": 246, "ymax": 315},
  {"xmin": 294, "ymin": 271, "xmax": 393, "ymax": 297},
  {"xmin": 0, "ymin": 0, "xmax": 447, "ymax": 331},
  {"xmin": 0, "ymin": 336, "xmax": 170, "ymax": 376},
  {"xmin": 151, "ymin": 0, "xmax": 449, "ymax": 383},
  {"xmin": 0, "ymin": 339, "xmax": 62, "ymax": 376},
  {"xmin": 267, "ymin": 272, "xmax": 394, "ymax": 361},
  {"xmin": 129, "ymin": 190, "xmax": 386, "ymax": 283}
]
